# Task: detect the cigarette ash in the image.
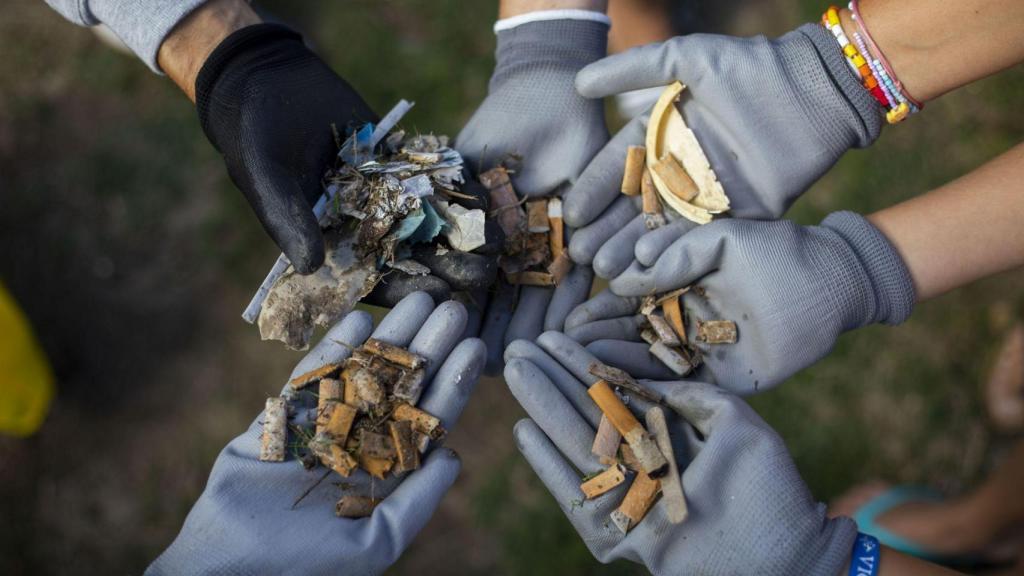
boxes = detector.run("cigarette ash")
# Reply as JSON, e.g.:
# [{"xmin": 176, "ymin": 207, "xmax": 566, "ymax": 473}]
[
  {"xmin": 259, "ymin": 338, "xmax": 446, "ymax": 518},
  {"xmin": 246, "ymin": 100, "xmax": 494, "ymax": 350}
]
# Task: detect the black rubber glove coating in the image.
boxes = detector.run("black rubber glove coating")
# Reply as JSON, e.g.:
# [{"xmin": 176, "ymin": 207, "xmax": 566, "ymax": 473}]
[{"xmin": 196, "ymin": 23, "xmax": 377, "ymax": 274}]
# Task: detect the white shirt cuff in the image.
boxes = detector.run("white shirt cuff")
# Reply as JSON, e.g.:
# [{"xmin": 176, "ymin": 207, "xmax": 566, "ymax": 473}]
[{"xmin": 494, "ymin": 9, "xmax": 610, "ymax": 34}]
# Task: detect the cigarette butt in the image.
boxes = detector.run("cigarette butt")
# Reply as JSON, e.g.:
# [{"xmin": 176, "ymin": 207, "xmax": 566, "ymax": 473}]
[
  {"xmin": 361, "ymin": 338, "xmax": 426, "ymax": 370},
  {"xmin": 621, "ymin": 146, "xmax": 646, "ymax": 196},
  {"xmin": 315, "ymin": 378, "xmax": 343, "ymax": 435},
  {"xmin": 358, "ymin": 430, "xmax": 396, "ymax": 460},
  {"xmin": 392, "ymin": 368, "xmax": 427, "ymax": 405},
  {"xmin": 661, "ymin": 297, "xmax": 687, "ymax": 344},
  {"xmin": 645, "ymin": 406, "xmax": 688, "ymax": 524},
  {"xmin": 527, "ymin": 199, "xmax": 550, "ymax": 233},
  {"xmin": 588, "ymin": 380, "xmax": 668, "ymax": 477},
  {"xmin": 547, "ymin": 251, "xmax": 573, "ymax": 285},
  {"xmin": 619, "ymin": 442, "xmax": 641, "ymax": 472},
  {"xmin": 335, "ymin": 495, "xmax": 380, "ymax": 518},
  {"xmin": 646, "ymin": 313, "xmax": 681, "ymax": 347},
  {"xmin": 639, "ymin": 328, "xmax": 659, "ymax": 346},
  {"xmin": 548, "ymin": 198, "xmax": 564, "ymax": 259},
  {"xmin": 358, "ymin": 452, "xmax": 394, "ymax": 480},
  {"xmin": 651, "ymin": 154, "xmax": 698, "ymax": 202},
  {"xmin": 343, "ymin": 365, "xmax": 384, "ymax": 410},
  {"xmin": 640, "ymin": 296, "xmax": 658, "ymax": 317},
  {"xmin": 697, "ymin": 320, "xmax": 738, "ymax": 344},
  {"xmin": 507, "ymin": 271, "xmax": 555, "ymax": 286},
  {"xmin": 324, "ymin": 402, "xmax": 358, "ymax": 444},
  {"xmin": 649, "ymin": 341, "xmax": 693, "ymax": 376},
  {"xmin": 610, "ymin": 471, "xmax": 661, "ymax": 533},
  {"xmin": 592, "ymin": 414, "xmax": 622, "ymax": 465},
  {"xmin": 588, "ymin": 361, "xmax": 661, "ymax": 403},
  {"xmin": 316, "ymin": 442, "xmax": 358, "ymax": 477},
  {"xmin": 414, "ymin": 432, "xmax": 431, "ymax": 454},
  {"xmin": 392, "ymin": 403, "xmax": 446, "ymax": 439},
  {"xmin": 641, "ymin": 171, "xmax": 667, "ymax": 230},
  {"xmin": 259, "ymin": 397, "xmax": 287, "ymax": 462},
  {"xmin": 288, "ymin": 362, "xmax": 344, "ymax": 390},
  {"xmin": 581, "ymin": 464, "xmax": 627, "ymax": 499},
  {"xmin": 481, "ymin": 167, "xmax": 526, "ymax": 239},
  {"xmin": 389, "ymin": 420, "xmax": 420, "ymax": 473}
]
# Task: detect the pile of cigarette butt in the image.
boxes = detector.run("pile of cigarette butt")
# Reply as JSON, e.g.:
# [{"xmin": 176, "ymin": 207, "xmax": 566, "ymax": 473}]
[
  {"xmin": 637, "ymin": 288, "xmax": 738, "ymax": 377},
  {"xmin": 259, "ymin": 338, "xmax": 445, "ymax": 519},
  {"xmin": 581, "ymin": 361, "xmax": 688, "ymax": 532},
  {"xmin": 621, "ymin": 81, "xmax": 730, "ymax": 229},
  {"xmin": 244, "ymin": 100, "xmax": 494, "ymax": 350},
  {"xmin": 480, "ymin": 166, "xmax": 570, "ymax": 287}
]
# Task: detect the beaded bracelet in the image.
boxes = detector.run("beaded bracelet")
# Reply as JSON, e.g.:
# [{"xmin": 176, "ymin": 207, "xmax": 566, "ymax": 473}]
[
  {"xmin": 821, "ymin": 5, "xmax": 919, "ymax": 125},
  {"xmin": 850, "ymin": 0, "xmax": 923, "ymax": 110}
]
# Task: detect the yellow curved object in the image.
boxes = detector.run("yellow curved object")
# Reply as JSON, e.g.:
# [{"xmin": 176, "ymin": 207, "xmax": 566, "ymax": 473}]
[{"xmin": 0, "ymin": 282, "xmax": 54, "ymax": 436}]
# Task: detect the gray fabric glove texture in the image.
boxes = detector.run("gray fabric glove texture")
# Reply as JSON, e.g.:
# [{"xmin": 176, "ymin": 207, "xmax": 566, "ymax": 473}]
[
  {"xmin": 456, "ymin": 18, "xmax": 609, "ymax": 198},
  {"xmin": 44, "ymin": 0, "xmax": 208, "ymax": 72},
  {"xmin": 458, "ymin": 18, "xmax": 606, "ymax": 375},
  {"xmin": 504, "ymin": 338, "xmax": 857, "ymax": 576},
  {"xmin": 564, "ymin": 23, "xmax": 883, "ymax": 278},
  {"xmin": 570, "ymin": 212, "xmax": 914, "ymax": 394},
  {"xmin": 147, "ymin": 292, "xmax": 486, "ymax": 576}
]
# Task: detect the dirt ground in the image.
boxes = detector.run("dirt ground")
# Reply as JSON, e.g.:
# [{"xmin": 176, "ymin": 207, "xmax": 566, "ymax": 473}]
[{"xmin": 1, "ymin": 1, "xmax": 1022, "ymax": 575}]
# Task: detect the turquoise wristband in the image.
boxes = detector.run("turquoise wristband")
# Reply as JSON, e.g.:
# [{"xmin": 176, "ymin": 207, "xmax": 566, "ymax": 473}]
[{"xmin": 849, "ymin": 533, "xmax": 881, "ymax": 576}]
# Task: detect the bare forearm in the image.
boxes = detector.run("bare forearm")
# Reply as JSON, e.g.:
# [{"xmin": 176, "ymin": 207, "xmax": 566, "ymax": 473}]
[
  {"xmin": 869, "ymin": 143, "xmax": 1024, "ymax": 301},
  {"xmin": 499, "ymin": 0, "xmax": 607, "ymax": 19},
  {"xmin": 157, "ymin": 0, "xmax": 260, "ymax": 102},
  {"xmin": 838, "ymin": 0, "xmax": 1024, "ymax": 102}
]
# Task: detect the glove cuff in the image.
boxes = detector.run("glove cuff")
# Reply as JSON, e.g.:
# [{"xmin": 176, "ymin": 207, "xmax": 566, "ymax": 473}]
[
  {"xmin": 790, "ymin": 23, "xmax": 883, "ymax": 150},
  {"xmin": 823, "ymin": 211, "xmax": 915, "ymax": 326},
  {"xmin": 195, "ymin": 23, "xmax": 304, "ymax": 146},
  {"xmin": 807, "ymin": 515, "xmax": 859, "ymax": 576},
  {"xmin": 491, "ymin": 18, "xmax": 609, "ymax": 92}
]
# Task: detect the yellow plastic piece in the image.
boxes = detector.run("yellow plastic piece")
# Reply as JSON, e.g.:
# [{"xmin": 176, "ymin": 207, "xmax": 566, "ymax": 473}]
[
  {"xmin": 886, "ymin": 102, "xmax": 911, "ymax": 124},
  {"xmin": 825, "ymin": 6, "xmax": 841, "ymax": 26},
  {"xmin": 0, "ymin": 282, "xmax": 54, "ymax": 436}
]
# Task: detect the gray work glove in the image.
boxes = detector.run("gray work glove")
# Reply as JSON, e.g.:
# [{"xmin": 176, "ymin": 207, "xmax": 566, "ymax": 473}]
[
  {"xmin": 147, "ymin": 292, "xmax": 486, "ymax": 576},
  {"xmin": 456, "ymin": 17, "xmax": 609, "ymax": 372},
  {"xmin": 503, "ymin": 334, "xmax": 857, "ymax": 575},
  {"xmin": 564, "ymin": 23, "xmax": 883, "ymax": 280},
  {"xmin": 565, "ymin": 212, "xmax": 915, "ymax": 394}
]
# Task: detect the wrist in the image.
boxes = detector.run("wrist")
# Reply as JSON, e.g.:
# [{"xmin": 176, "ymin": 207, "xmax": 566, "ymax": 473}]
[
  {"xmin": 821, "ymin": 211, "xmax": 916, "ymax": 327},
  {"xmin": 158, "ymin": 0, "xmax": 260, "ymax": 102},
  {"xmin": 499, "ymin": 0, "xmax": 607, "ymax": 19}
]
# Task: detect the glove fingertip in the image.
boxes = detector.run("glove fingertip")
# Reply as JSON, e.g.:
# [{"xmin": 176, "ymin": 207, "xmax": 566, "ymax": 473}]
[{"xmin": 285, "ymin": 227, "xmax": 326, "ymax": 275}]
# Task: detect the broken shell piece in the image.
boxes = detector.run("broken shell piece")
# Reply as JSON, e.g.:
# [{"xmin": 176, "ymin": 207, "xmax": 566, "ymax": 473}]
[
  {"xmin": 621, "ymin": 145, "xmax": 646, "ymax": 196},
  {"xmin": 581, "ymin": 464, "xmax": 627, "ymax": 499},
  {"xmin": 259, "ymin": 397, "xmax": 287, "ymax": 462},
  {"xmin": 336, "ymin": 495, "xmax": 380, "ymax": 518},
  {"xmin": 610, "ymin": 471, "xmax": 661, "ymax": 534},
  {"xmin": 289, "ymin": 362, "xmax": 344, "ymax": 390},
  {"xmin": 649, "ymin": 341, "xmax": 693, "ymax": 376},
  {"xmin": 696, "ymin": 320, "xmax": 738, "ymax": 344},
  {"xmin": 588, "ymin": 380, "xmax": 668, "ymax": 478}
]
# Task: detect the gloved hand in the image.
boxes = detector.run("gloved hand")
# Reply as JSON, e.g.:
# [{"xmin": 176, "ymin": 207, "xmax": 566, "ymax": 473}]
[
  {"xmin": 456, "ymin": 15, "xmax": 609, "ymax": 372},
  {"xmin": 563, "ymin": 23, "xmax": 883, "ymax": 279},
  {"xmin": 565, "ymin": 212, "xmax": 915, "ymax": 394},
  {"xmin": 504, "ymin": 334, "xmax": 857, "ymax": 575},
  {"xmin": 147, "ymin": 292, "xmax": 486, "ymax": 575}
]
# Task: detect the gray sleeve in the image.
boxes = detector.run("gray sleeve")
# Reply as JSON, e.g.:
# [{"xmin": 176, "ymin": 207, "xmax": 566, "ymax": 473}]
[{"xmin": 43, "ymin": 0, "xmax": 210, "ymax": 73}]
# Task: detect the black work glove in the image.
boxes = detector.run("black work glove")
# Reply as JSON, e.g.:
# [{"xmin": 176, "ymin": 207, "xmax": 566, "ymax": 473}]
[{"xmin": 196, "ymin": 23, "xmax": 376, "ymax": 274}]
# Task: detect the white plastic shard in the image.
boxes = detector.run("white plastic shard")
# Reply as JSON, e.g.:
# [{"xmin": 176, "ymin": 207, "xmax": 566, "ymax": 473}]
[
  {"xmin": 243, "ymin": 99, "xmax": 417, "ymax": 324},
  {"xmin": 645, "ymin": 81, "xmax": 729, "ymax": 224},
  {"xmin": 437, "ymin": 200, "xmax": 486, "ymax": 252}
]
